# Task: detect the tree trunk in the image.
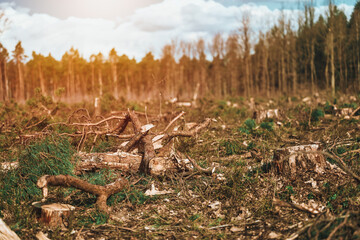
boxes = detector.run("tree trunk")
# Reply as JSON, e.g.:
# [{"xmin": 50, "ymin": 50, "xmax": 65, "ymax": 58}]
[
  {"xmin": 17, "ymin": 58, "xmax": 25, "ymax": 102},
  {"xmin": 38, "ymin": 63, "xmax": 46, "ymax": 96},
  {"xmin": 330, "ymin": 31, "xmax": 336, "ymax": 97},
  {"xmin": 111, "ymin": 62, "xmax": 118, "ymax": 99}
]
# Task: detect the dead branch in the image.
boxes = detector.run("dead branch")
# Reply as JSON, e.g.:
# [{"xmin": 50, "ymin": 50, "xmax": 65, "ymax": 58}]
[
  {"xmin": 66, "ymin": 108, "xmax": 91, "ymax": 123},
  {"xmin": 43, "ymin": 116, "xmax": 126, "ymax": 132},
  {"xmin": 163, "ymin": 118, "xmax": 211, "ymax": 143},
  {"xmin": 112, "ymin": 113, "xmax": 130, "ymax": 134},
  {"xmin": 350, "ymin": 106, "xmax": 360, "ymax": 117},
  {"xmin": 121, "ymin": 124, "xmax": 155, "ymax": 153},
  {"xmin": 182, "ymin": 153, "xmax": 213, "ymax": 174},
  {"xmin": 273, "ymin": 198, "xmax": 322, "ymax": 215},
  {"xmin": 162, "ymin": 111, "xmax": 185, "ymax": 133},
  {"xmin": 128, "ymin": 110, "xmax": 156, "ymax": 174},
  {"xmin": 37, "ymin": 175, "xmax": 128, "ymax": 212}
]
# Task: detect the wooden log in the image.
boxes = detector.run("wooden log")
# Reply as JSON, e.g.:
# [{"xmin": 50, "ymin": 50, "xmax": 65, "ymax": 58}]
[
  {"xmin": 75, "ymin": 152, "xmax": 192, "ymax": 176},
  {"xmin": 0, "ymin": 218, "xmax": 20, "ymax": 240},
  {"xmin": 273, "ymin": 144, "xmax": 326, "ymax": 178},
  {"xmin": 76, "ymin": 151, "xmax": 142, "ymax": 173},
  {"xmin": 32, "ymin": 202, "xmax": 75, "ymax": 228}
]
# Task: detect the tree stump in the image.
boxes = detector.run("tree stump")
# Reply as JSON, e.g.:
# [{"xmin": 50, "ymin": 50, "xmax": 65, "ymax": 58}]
[
  {"xmin": 253, "ymin": 109, "xmax": 281, "ymax": 123},
  {"xmin": 273, "ymin": 144, "xmax": 326, "ymax": 179},
  {"xmin": 32, "ymin": 202, "xmax": 75, "ymax": 228}
]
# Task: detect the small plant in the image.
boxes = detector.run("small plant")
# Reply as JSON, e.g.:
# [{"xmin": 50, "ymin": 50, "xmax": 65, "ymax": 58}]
[
  {"xmin": 324, "ymin": 101, "xmax": 335, "ymax": 114},
  {"xmin": 260, "ymin": 121, "xmax": 274, "ymax": 131},
  {"xmin": 239, "ymin": 118, "xmax": 256, "ymax": 134},
  {"xmin": 244, "ymin": 118, "xmax": 256, "ymax": 130},
  {"xmin": 189, "ymin": 214, "xmax": 201, "ymax": 222},
  {"xmin": 219, "ymin": 140, "xmax": 243, "ymax": 156},
  {"xmin": 311, "ymin": 108, "xmax": 324, "ymax": 122}
]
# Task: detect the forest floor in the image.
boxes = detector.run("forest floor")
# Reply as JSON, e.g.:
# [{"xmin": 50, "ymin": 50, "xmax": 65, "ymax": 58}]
[{"xmin": 0, "ymin": 93, "xmax": 360, "ymax": 239}]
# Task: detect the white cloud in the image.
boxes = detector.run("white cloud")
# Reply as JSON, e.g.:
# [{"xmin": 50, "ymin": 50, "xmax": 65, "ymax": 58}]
[{"xmin": 0, "ymin": 0, "xmax": 354, "ymax": 61}]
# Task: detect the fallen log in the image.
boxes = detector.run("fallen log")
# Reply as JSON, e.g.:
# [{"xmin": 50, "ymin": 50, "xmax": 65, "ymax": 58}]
[
  {"xmin": 76, "ymin": 151, "xmax": 194, "ymax": 176},
  {"xmin": 0, "ymin": 218, "xmax": 20, "ymax": 240}
]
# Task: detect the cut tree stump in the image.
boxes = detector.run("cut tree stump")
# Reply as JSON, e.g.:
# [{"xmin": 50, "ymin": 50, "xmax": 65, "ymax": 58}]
[
  {"xmin": 273, "ymin": 144, "xmax": 326, "ymax": 178},
  {"xmin": 253, "ymin": 109, "xmax": 281, "ymax": 123},
  {"xmin": 32, "ymin": 202, "xmax": 75, "ymax": 228},
  {"xmin": 0, "ymin": 218, "xmax": 20, "ymax": 240}
]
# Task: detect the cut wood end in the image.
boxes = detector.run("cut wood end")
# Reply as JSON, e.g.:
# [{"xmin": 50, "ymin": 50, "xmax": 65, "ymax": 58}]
[
  {"xmin": 41, "ymin": 203, "xmax": 75, "ymax": 211},
  {"xmin": 37, "ymin": 175, "xmax": 49, "ymax": 188},
  {"xmin": 140, "ymin": 124, "xmax": 155, "ymax": 133}
]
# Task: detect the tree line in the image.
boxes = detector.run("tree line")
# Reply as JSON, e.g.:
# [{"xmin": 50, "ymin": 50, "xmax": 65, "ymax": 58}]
[{"xmin": 0, "ymin": 2, "xmax": 359, "ymax": 103}]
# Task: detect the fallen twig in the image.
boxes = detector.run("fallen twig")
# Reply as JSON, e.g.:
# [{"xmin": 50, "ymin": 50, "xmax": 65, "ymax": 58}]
[{"xmin": 273, "ymin": 198, "xmax": 322, "ymax": 215}]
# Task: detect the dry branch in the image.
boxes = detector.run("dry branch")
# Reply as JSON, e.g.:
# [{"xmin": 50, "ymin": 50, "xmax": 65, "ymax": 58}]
[
  {"xmin": 183, "ymin": 153, "xmax": 213, "ymax": 175},
  {"xmin": 128, "ymin": 110, "xmax": 156, "ymax": 174},
  {"xmin": 163, "ymin": 118, "xmax": 212, "ymax": 143},
  {"xmin": 273, "ymin": 198, "xmax": 322, "ymax": 215},
  {"xmin": 162, "ymin": 111, "xmax": 185, "ymax": 133},
  {"xmin": 37, "ymin": 175, "xmax": 128, "ymax": 212}
]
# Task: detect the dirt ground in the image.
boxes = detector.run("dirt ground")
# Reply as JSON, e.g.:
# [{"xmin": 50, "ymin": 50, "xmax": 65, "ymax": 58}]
[{"xmin": 0, "ymin": 94, "xmax": 359, "ymax": 239}]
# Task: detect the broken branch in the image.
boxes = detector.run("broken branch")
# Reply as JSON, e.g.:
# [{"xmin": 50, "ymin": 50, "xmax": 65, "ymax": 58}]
[{"xmin": 37, "ymin": 175, "xmax": 128, "ymax": 212}]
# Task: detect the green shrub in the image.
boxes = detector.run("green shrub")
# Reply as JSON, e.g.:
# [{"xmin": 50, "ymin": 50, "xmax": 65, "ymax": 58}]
[
  {"xmin": 220, "ymin": 140, "xmax": 242, "ymax": 156},
  {"xmin": 311, "ymin": 108, "xmax": 325, "ymax": 121},
  {"xmin": 260, "ymin": 121, "xmax": 274, "ymax": 131},
  {"xmin": 244, "ymin": 119, "xmax": 256, "ymax": 130}
]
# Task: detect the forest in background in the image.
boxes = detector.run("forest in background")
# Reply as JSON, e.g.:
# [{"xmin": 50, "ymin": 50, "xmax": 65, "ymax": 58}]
[{"xmin": 0, "ymin": 2, "xmax": 360, "ymax": 103}]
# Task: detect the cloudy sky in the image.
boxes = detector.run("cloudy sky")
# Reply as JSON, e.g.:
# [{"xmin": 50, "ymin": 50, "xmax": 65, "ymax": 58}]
[{"xmin": 0, "ymin": 0, "xmax": 357, "ymax": 60}]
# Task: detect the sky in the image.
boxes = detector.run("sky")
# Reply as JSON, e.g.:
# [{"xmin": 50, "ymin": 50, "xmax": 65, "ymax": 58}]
[{"xmin": 0, "ymin": 0, "xmax": 357, "ymax": 61}]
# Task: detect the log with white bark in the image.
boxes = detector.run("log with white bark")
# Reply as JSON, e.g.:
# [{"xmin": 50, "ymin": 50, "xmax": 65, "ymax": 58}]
[{"xmin": 0, "ymin": 218, "xmax": 20, "ymax": 240}]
